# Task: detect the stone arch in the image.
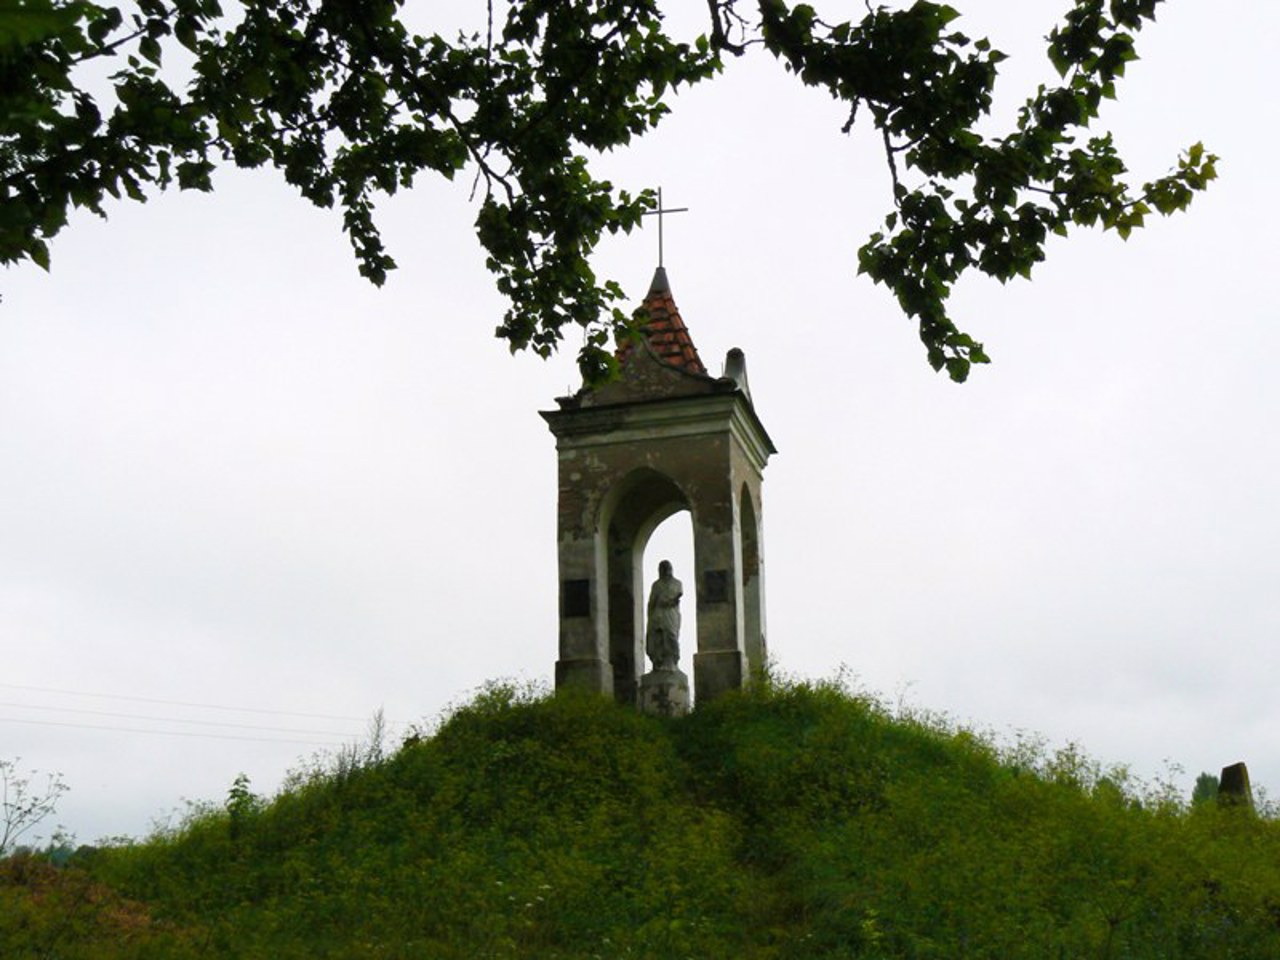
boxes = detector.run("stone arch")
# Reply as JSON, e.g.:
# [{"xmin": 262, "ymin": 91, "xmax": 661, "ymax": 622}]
[{"xmin": 599, "ymin": 468, "xmax": 692, "ymax": 706}]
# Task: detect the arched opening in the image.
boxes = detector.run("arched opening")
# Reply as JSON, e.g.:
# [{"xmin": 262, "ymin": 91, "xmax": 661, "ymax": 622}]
[
  {"xmin": 642, "ymin": 511, "xmax": 698, "ymax": 683},
  {"xmin": 740, "ymin": 483, "xmax": 765, "ymax": 675},
  {"xmin": 599, "ymin": 468, "xmax": 690, "ymax": 706}
]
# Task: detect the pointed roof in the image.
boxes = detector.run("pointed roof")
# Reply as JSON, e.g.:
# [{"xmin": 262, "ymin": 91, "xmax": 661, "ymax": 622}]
[
  {"xmin": 547, "ymin": 269, "xmax": 773, "ymax": 458},
  {"xmin": 628, "ymin": 266, "xmax": 707, "ymax": 375}
]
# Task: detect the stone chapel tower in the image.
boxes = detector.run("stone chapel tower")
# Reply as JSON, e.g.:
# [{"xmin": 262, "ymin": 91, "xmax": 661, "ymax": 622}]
[{"xmin": 541, "ymin": 267, "xmax": 776, "ymax": 707}]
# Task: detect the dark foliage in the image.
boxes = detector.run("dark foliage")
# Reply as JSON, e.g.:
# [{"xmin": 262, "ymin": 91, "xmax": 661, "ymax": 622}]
[{"xmin": 1, "ymin": 1, "xmax": 1214, "ymax": 381}]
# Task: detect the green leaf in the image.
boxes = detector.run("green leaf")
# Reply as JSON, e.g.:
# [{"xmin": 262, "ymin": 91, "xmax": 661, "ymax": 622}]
[
  {"xmin": 944, "ymin": 356, "xmax": 969, "ymax": 382},
  {"xmin": 175, "ymin": 17, "xmax": 199, "ymax": 51},
  {"xmin": 934, "ymin": 5, "xmax": 962, "ymax": 28},
  {"xmin": 0, "ymin": 1, "xmax": 82, "ymax": 48},
  {"xmin": 139, "ymin": 34, "xmax": 161, "ymax": 64},
  {"xmin": 29, "ymin": 239, "xmax": 49, "ymax": 270}
]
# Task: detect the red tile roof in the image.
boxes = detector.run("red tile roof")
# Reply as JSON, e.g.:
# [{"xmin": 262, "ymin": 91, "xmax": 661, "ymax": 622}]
[{"xmin": 624, "ymin": 267, "xmax": 707, "ymax": 375}]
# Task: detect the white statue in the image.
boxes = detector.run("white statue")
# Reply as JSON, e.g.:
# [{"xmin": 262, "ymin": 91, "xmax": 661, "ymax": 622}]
[{"xmin": 645, "ymin": 559, "xmax": 683, "ymax": 671}]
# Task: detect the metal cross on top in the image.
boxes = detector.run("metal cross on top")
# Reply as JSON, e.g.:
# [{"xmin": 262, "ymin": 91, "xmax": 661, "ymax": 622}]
[{"xmin": 640, "ymin": 187, "xmax": 688, "ymax": 268}]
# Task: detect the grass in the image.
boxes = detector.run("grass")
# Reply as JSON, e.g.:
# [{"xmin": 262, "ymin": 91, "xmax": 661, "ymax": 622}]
[{"xmin": 4, "ymin": 674, "xmax": 1280, "ymax": 958}]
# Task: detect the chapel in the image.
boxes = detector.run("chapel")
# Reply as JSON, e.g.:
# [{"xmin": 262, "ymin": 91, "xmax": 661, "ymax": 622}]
[{"xmin": 541, "ymin": 267, "xmax": 775, "ymax": 711}]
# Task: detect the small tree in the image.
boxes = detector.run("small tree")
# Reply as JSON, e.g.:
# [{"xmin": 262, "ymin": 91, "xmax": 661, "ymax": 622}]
[
  {"xmin": 1190, "ymin": 771, "xmax": 1218, "ymax": 806},
  {"xmin": 0, "ymin": 758, "xmax": 68, "ymax": 856}
]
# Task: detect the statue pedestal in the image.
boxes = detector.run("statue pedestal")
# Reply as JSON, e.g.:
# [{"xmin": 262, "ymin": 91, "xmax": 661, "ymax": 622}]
[{"xmin": 638, "ymin": 667, "xmax": 690, "ymax": 717}]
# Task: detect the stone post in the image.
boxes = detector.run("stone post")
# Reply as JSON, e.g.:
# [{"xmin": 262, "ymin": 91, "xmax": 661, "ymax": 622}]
[{"xmin": 1217, "ymin": 761, "xmax": 1254, "ymax": 812}]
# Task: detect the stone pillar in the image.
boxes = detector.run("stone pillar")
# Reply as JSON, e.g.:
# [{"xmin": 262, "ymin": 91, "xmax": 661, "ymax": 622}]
[
  {"xmin": 1218, "ymin": 761, "xmax": 1254, "ymax": 811},
  {"xmin": 692, "ymin": 503, "xmax": 746, "ymax": 704},
  {"xmin": 606, "ymin": 529, "xmax": 640, "ymax": 705},
  {"xmin": 739, "ymin": 481, "xmax": 766, "ymax": 676},
  {"xmin": 554, "ymin": 527, "xmax": 612, "ymax": 696}
]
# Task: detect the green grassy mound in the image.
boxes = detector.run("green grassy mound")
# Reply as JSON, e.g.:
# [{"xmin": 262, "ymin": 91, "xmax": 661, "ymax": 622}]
[{"xmin": 4, "ymin": 678, "xmax": 1280, "ymax": 958}]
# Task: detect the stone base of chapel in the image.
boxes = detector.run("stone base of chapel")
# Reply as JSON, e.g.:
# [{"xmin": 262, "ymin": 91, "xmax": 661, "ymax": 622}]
[
  {"xmin": 638, "ymin": 668, "xmax": 690, "ymax": 717},
  {"xmin": 555, "ymin": 657, "xmax": 614, "ymax": 697},
  {"xmin": 693, "ymin": 650, "xmax": 746, "ymax": 704}
]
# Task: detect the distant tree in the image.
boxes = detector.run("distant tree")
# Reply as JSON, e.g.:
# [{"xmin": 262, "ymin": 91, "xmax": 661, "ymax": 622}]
[
  {"xmin": 1, "ymin": 0, "xmax": 1215, "ymax": 381},
  {"xmin": 0, "ymin": 758, "xmax": 68, "ymax": 856},
  {"xmin": 1190, "ymin": 771, "xmax": 1218, "ymax": 806}
]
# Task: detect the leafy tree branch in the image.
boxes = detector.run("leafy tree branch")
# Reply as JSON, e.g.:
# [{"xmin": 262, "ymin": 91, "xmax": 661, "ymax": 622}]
[{"xmin": 0, "ymin": 0, "xmax": 1215, "ymax": 381}]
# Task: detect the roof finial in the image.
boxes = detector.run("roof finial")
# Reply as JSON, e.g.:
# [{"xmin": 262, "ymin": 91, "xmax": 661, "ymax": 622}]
[{"xmin": 641, "ymin": 187, "xmax": 688, "ymax": 269}]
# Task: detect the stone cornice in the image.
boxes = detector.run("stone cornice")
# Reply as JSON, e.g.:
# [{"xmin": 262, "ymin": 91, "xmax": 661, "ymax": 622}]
[{"xmin": 541, "ymin": 391, "xmax": 775, "ymax": 473}]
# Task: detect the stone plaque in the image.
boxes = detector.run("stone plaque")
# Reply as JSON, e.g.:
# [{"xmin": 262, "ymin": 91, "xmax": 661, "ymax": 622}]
[
  {"xmin": 562, "ymin": 579, "xmax": 591, "ymax": 618},
  {"xmin": 702, "ymin": 569, "xmax": 729, "ymax": 604}
]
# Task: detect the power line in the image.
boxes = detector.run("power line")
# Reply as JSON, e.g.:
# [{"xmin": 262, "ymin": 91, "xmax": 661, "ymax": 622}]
[
  {"xmin": 0, "ymin": 682, "xmax": 405, "ymax": 725},
  {"xmin": 0, "ymin": 715, "xmax": 345, "ymax": 747},
  {"xmin": 0, "ymin": 701, "xmax": 360, "ymax": 738}
]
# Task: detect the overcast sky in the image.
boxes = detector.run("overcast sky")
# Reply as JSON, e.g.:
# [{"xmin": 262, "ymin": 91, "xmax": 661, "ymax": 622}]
[{"xmin": 3, "ymin": 1, "xmax": 1278, "ymax": 845}]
